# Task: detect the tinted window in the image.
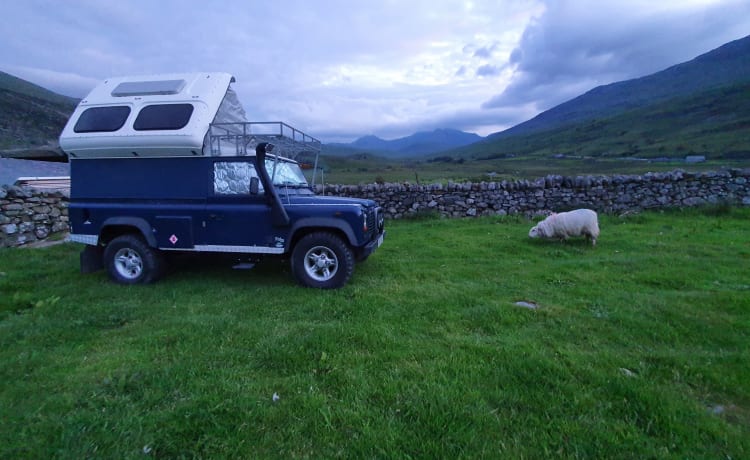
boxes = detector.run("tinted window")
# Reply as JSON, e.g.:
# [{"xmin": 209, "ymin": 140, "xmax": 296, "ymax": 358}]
[
  {"xmin": 73, "ymin": 106, "xmax": 131, "ymax": 133},
  {"xmin": 134, "ymin": 104, "xmax": 194, "ymax": 131}
]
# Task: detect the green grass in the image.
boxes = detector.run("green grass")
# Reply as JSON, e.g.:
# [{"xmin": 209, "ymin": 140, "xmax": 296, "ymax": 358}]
[
  {"xmin": 312, "ymin": 153, "xmax": 750, "ymax": 184},
  {"xmin": 1, "ymin": 208, "xmax": 749, "ymax": 458}
]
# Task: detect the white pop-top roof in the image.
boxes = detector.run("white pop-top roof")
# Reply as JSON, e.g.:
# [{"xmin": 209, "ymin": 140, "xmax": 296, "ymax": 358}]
[{"xmin": 59, "ymin": 72, "xmax": 245, "ymax": 158}]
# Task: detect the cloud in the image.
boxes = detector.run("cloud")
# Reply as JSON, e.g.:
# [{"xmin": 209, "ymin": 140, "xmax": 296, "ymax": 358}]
[
  {"xmin": 476, "ymin": 64, "xmax": 502, "ymax": 77},
  {"xmin": 473, "ymin": 46, "xmax": 493, "ymax": 58},
  {"xmin": 1, "ymin": 0, "xmax": 748, "ymax": 142}
]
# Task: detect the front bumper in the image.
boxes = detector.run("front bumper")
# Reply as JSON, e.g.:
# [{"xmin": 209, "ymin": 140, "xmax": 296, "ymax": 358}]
[{"xmin": 360, "ymin": 230, "xmax": 386, "ymax": 258}]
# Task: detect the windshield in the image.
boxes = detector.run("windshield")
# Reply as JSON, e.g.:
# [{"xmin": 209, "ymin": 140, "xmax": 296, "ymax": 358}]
[{"xmin": 266, "ymin": 159, "xmax": 309, "ymax": 187}]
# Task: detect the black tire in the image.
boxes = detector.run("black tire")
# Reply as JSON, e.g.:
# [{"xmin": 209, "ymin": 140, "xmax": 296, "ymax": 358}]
[
  {"xmin": 103, "ymin": 234, "xmax": 166, "ymax": 284},
  {"xmin": 291, "ymin": 232, "xmax": 354, "ymax": 289}
]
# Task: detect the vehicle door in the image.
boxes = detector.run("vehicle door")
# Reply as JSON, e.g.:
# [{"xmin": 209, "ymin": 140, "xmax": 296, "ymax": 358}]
[{"xmin": 199, "ymin": 159, "xmax": 284, "ymax": 253}]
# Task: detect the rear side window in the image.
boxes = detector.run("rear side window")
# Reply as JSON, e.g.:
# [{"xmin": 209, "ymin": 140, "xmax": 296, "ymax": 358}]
[
  {"xmin": 134, "ymin": 104, "xmax": 194, "ymax": 131},
  {"xmin": 73, "ymin": 106, "xmax": 131, "ymax": 133},
  {"xmin": 214, "ymin": 161, "xmax": 263, "ymax": 195}
]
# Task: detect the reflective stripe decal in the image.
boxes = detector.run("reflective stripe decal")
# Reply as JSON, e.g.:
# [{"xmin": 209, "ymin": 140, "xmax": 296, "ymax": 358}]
[
  {"xmin": 69, "ymin": 234, "xmax": 99, "ymax": 245},
  {"xmin": 70, "ymin": 233, "xmax": 283, "ymax": 255},
  {"xmin": 189, "ymin": 245, "xmax": 284, "ymax": 254}
]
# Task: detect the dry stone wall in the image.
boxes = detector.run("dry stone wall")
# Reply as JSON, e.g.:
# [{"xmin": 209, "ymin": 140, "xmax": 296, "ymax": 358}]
[
  {"xmin": 1, "ymin": 185, "xmax": 68, "ymax": 248},
  {"xmin": 1, "ymin": 169, "xmax": 748, "ymax": 248},
  {"xmin": 317, "ymin": 169, "xmax": 750, "ymax": 219}
]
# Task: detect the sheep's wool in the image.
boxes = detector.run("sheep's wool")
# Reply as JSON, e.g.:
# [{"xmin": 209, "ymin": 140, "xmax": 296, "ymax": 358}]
[{"xmin": 529, "ymin": 209, "xmax": 600, "ymax": 246}]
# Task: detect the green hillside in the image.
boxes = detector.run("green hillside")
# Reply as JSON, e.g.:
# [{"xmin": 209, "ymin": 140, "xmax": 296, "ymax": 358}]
[
  {"xmin": 452, "ymin": 82, "xmax": 750, "ymax": 161},
  {"xmin": 0, "ymin": 71, "xmax": 77, "ymax": 151},
  {"xmin": 0, "ymin": 70, "xmax": 78, "ymax": 106},
  {"xmin": 492, "ymin": 35, "xmax": 750, "ymax": 139}
]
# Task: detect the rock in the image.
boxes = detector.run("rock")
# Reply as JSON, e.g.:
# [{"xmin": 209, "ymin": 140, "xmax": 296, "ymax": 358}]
[
  {"xmin": 514, "ymin": 301, "xmax": 539, "ymax": 310},
  {"xmin": 619, "ymin": 368, "xmax": 637, "ymax": 378},
  {"xmin": 2, "ymin": 223, "xmax": 18, "ymax": 235},
  {"xmin": 708, "ymin": 405, "xmax": 725, "ymax": 415},
  {"xmin": 682, "ymin": 197, "xmax": 706, "ymax": 207},
  {"xmin": 35, "ymin": 226, "xmax": 50, "ymax": 239}
]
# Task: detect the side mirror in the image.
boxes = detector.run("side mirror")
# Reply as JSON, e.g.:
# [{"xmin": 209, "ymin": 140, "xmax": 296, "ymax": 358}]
[{"xmin": 250, "ymin": 176, "xmax": 260, "ymax": 195}]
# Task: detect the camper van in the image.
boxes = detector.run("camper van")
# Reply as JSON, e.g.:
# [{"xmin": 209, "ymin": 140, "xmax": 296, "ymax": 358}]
[{"xmin": 59, "ymin": 72, "xmax": 384, "ymax": 289}]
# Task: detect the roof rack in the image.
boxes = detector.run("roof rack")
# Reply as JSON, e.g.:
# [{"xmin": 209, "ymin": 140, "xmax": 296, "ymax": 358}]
[{"xmin": 208, "ymin": 122, "xmax": 321, "ymax": 160}]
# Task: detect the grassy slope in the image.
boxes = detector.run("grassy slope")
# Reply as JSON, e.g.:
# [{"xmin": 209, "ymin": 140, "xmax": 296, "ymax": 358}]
[
  {"xmin": 0, "ymin": 71, "xmax": 77, "ymax": 149},
  {"xmin": 0, "ymin": 70, "xmax": 78, "ymax": 106},
  {"xmin": 312, "ymin": 151, "xmax": 749, "ymax": 185},
  {"xmin": 1, "ymin": 208, "xmax": 748, "ymax": 458},
  {"xmin": 456, "ymin": 83, "xmax": 750, "ymax": 161}
]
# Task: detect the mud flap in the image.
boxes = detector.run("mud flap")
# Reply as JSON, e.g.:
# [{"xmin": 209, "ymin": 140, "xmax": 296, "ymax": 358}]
[{"xmin": 80, "ymin": 245, "xmax": 104, "ymax": 273}]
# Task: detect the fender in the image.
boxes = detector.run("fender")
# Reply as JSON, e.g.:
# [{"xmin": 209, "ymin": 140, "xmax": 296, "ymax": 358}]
[
  {"xmin": 287, "ymin": 217, "xmax": 357, "ymax": 251},
  {"xmin": 101, "ymin": 216, "xmax": 158, "ymax": 247}
]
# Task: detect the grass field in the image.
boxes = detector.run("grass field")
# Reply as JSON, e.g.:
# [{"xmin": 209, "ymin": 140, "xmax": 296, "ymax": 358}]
[
  {"xmin": 309, "ymin": 152, "xmax": 750, "ymax": 185},
  {"xmin": 1, "ymin": 208, "xmax": 749, "ymax": 458}
]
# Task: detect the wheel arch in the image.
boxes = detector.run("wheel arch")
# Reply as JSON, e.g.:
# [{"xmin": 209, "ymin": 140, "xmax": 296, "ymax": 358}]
[
  {"xmin": 287, "ymin": 218, "xmax": 356, "ymax": 252},
  {"xmin": 100, "ymin": 217, "xmax": 157, "ymax": 247}
]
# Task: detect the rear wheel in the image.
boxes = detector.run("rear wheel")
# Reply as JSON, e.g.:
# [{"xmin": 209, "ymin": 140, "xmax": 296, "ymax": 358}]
[
  {"xmin": 291, "ymin": 232, "xmax": 354, "ymax": 289},
  {"xmin": 103, "ymin": 235, "xmax": 166, "ymax": 284}
]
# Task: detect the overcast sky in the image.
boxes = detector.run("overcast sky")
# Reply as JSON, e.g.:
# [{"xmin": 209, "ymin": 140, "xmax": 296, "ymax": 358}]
[{"xmin": 2, "ymin": 0, "xmax": 749, "ymax": 142}]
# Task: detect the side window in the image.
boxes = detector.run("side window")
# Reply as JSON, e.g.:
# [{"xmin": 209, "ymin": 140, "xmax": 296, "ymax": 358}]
[
  {"xmin": 73, "ymin": 106, "xmax": 131, "ymax": 133},
  {"xmin": 213, "ymin": 161, "xmax": 263, "ymax": 195},
  {"xmin": 133, "ymin": 103, "xmax": 194, "ymax": 131}
]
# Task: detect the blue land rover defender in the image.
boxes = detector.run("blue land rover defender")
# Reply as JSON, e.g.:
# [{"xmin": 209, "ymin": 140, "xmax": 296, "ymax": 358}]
[{"xmin": 59, "ymin": 72, "xmax": 384, "ymax": 288}]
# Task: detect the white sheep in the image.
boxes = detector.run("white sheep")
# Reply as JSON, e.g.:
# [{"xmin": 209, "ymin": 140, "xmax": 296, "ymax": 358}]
[{"xmin": 528, "ymin": 209, "xmax": 600, "ymax": 246}]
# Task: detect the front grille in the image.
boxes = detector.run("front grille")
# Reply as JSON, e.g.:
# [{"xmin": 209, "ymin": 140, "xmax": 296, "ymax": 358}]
[
  {"xmin": 367, "ymin": 209, "xmax": 376, "ymax": 234},
  {"xmin": 365, "ymin": 207, "xmax": 384, "ymax": 239}
]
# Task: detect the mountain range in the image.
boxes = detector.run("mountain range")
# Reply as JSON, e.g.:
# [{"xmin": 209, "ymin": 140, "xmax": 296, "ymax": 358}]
[{"xmin": 324, "ymin": 129, "xmax": 483, "ymax": 157}]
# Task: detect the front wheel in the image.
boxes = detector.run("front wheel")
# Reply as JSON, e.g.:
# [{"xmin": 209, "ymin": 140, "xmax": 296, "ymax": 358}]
[
  {"xmin": 291, "ymin": 232, "xmax": 354, "ymax": 289},
  {"xmin": 103, "ymin": 234, "xmax": 166, "ymax": 284}
]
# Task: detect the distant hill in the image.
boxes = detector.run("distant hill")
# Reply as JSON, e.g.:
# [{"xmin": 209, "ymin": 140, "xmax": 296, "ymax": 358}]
[
  {"xmin": 441, "ymin": 35, "xmax": 750, "ymax": 161},
  {"xmin": 325, "ymin": 128, "xmax": 483, "ymax": 157},
  {"xmin": 0, "ymin": 70, "xmax": 78, "ymax": 106},
  {"xmin": 448, "ymin": 82, "xmax": 750, "ymax": 162},
  {"xmin": 0, "ymin": 70, "xmax": 78, "ymax": 157},
  {"xmin": 488, "ymin": 34, "xmax": 750, "ymax": 140}
]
